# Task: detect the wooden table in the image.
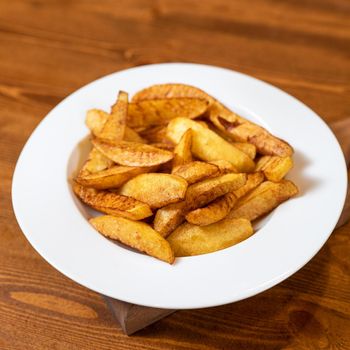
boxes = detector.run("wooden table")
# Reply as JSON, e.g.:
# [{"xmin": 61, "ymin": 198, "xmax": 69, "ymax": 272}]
[{"xmin": 1, "ymin": 0, "xmax": 349, "ymax": 348}]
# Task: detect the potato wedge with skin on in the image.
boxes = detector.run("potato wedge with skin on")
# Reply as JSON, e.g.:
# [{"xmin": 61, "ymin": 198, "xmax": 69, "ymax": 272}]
[
  {"xmin": 167, "ymin": 218, "xmax": 253, "ymax": 257},
  {"xmin": 228, "ymin": 180, "xmax": 298, "ymax": 221},
  {"xmin": 172, "ymin": 161, "xmax": 219, "ymax": 184},
  {"xmin": 172, "ymin": 129, "xmax": 192, "ymax": 170},
  {"xmin": 73, "ymin": 183, "xmax": 152, "ymax": 220},
  {"xmin": 99, "ymin": 91, "xmax": 128, "ymax": 141},
  {"xmin": 85, "ymin": 109, "xmax": 145, "ymax": 143},
  {"xmin": 185, "ymin": 173, "xmax": 264, "ymax": 225},
  {"xmin": 119, "ymin": 173, "xmax": 188, "ymax": 208},
  {"xmin": 127, "ymin": 98, "xmax": 209, "ymax": 128},
  {"xmin": 233, "ymin": 142, "xmax": 256, "ymax": 159},
  {"xmin": 255, "ymin": 156, "xmax": 293, "ymax": 182},
  {"xmin": 76, "ymin": 164, "xmax": 158, "ymax": 190},
  {"xmin": 185, "ymin": 192, "xmax": 237, "ymax": 226},
  {"xmin": 139, "ymin": 126, "xmax": 171, "ymax": 144},
  {"xmin": 132, "ymin": 83, "xmax": 214, "ymax": 104},
  {"xmin": 209, "ymin": 103, "xmax": 293, "ymax": 157},
  {"xmin": 185, "ymin": 173, "xmax": 246, "ymax": 210},
  {"xmin": 154, "ymin": 201, "xmax": 186, "ymax": 237},
  {"xmin": 90, "ymin": 215, "xmax": 174, "ymax": 264},
  {"xmin": 78, "ymin": 148, "xmax": 114, "ymax": 177},
  {"xmin": 167, "ymin": 118, "xmax": 255, "ymax": 172},
  {"xmin": 233, "ymin": 172, "xmax": 265, "ymax": 198},
  {"xmin": 208, "ymin": 160, "xmax": 238, "ymax": 174},
  {"xmin": 92, "ymin": 138, "xmax": 173, "ymax": 167}
]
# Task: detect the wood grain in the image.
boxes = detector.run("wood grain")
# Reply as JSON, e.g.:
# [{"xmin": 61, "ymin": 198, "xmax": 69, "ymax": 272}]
[{"xmin": 0, "ymin": 0, "xmax": 349, "ymax": 348}]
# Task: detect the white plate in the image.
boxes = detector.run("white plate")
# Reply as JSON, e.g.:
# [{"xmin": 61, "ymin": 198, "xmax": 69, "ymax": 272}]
[{"xmin": 12, "ymin": 63, "xmax": 347, "ymax": 309}]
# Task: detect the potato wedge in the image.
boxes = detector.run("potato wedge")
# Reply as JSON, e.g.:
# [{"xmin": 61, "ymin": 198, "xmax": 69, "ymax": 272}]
[
  {"xmin": 92, "ymin": 138, "xmax": 173, "ymax": 167},
  {"xmin": 185, "ymin": 173, "xmax": 246, "ymax": 210},
  {"xmin": 132, "ymin": 83, "xmax": 214, "ymax": 103},
  {"xmin": 172, "ymin": 129, "xmax": 192, "ymax": 170},
  {"xmin": 233, "ymin": 172, "xmax": 265, "ymax": 198},
  {"xmin": 139, "ymin": 126, "xmax": 171, "ymax": 144},
  {"xmin": 167, "ymin": 218, "xmax": 253, "ymax": 257},
  {"xmin": 255, "ymin": 156, "xmax": 293, "ymax": 182},
  {"xmin": 167, "ymin": 118, "xmax": 255, "ymax": 172},
  {"xmin": 209, "ymin": 103, "xmax": 293, "ymax": 157},
  {"xmin": 119, "ymin": 173, "xmax": 188, "ymax": 208},
  {"xmin": 127, "ymin": 98, "xmax": 209, "ymax": 128},
  {"xmin": 233, "ymin": 142, "xmax": 256, "ymax": 159},
  {"xmin": 208, "ymin": 160, "xmax": 238, "ymax": 174},
  {"xmin": 76, "ymin": 165, "xmax": 157, "ymax": 190},
  {"xmin": 86, "ymin": 108, "xmax": 145, "ymax": 143},
  {"xmin": 98, "ymin": 91, "xmax": 128, "ymax": 141},
  {"xmin": 154, "ymin": 201, "xmax": 186, "ymax": 237},
  {"xmin": 228, "ymin": 180, "xmax": 298, "ymax": 221},
  {"xmin": 78, "ymin": 148, "xmax": 114, "ymax": 177},
  {"xmin": 185, "ymin": 192, "xmax": 237, "ymax": 226},
  {"xmin": 172, "ymin": 161, "xmax": 219, "ymax": 184},
  {"xmin": 149, "ymin": 143, "xmax": 174, "ymax": 151},
  {"xmin": 73, "ymin": 183, "xmax": 152, "ymax": 220},
  {"xmin": 90, "ymin": 215, "xmax": 174, "ymax": 264}
]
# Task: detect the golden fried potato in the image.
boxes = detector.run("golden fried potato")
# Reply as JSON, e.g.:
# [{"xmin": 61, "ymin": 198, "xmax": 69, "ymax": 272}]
[
  {"xmin": 167, "ymin": 118, "xmax": 255, "ymax": 172},
  {"xmin": 228, "ymin": 180, "xmax": 298, "ymax": 221},
  {"xmin": 208, "ymin": 160, "xmax": 238, "ymax": 174},
  {"xmin": 172, "ymin": 129, "xmax": 192, "ymax": 170},
  {"xmin": 90, "ymin": 215, "xmax": 174, "ymax": 264},
  {"xmin": 149, "ymin": 143, "xmax": 174, "ymax": 151},
  {"xmin": 167, "ymin": 218, "xmax": 253, "ymax": 257},
  {"xmin": 92, "ymin": 138, "xmax": 173, "ymax": 167},
  {"xmin": 79, "ymin": 148, "xmax": 114, "ymax": 177},
  {"xmin": 255, "ymin": 156, "xmax": 293, "ymax": 182},
  {"xmin": 154, "ymin": 201, "xmax": 186, "ymax": 237},
  {"xmin": 233, "ymin": 142, "xmax": 256, "ymax": 159},
  {"xmin": 99, "ymin": 91, "xmax": 128, "ymax": 141},
  {"xmin": 185, "ymin": 173, "xmax": 246, "ymax": 210},
  {"xmin": 76, "ymin": 165, "xmax": 158, "ymax": 190},
  {"xmin": 185, "ymin": 192, "xmax": 237, "ymax": 226},
  {"xmin": 119, "ymin": 173, "xmax": 188, "ymax": 208},
  {"xmin": 139, "ymin": 126, "xmax": 171, "ymax": 144},
  {"xmin": 73, "ymin": 183, "xmax": 152, "ymax": 220},
  {"xmin": 85, "ymin": 109, "xmax": 145, "ymax": 143},
  {"xmin": 172, "ymin": 161, "xmax": 219, "ymax": 184},
  {"xmin": 233, "ymin": 172, "xmax": 265, "ymax": 198},
  {"xmin": 132, "ymin": 83, "xmax": 214, "ymax": 103},
  {"xmin": 127, "ymin": 98, "xmax": 209, "ymax": 128},
  {"xmin": 209, "ymin": 103, "xmax": 293, "ymax": 157}
]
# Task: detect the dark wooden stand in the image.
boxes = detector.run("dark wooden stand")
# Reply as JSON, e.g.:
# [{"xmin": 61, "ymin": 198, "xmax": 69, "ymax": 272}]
[{"xmin": 104, "ymin": 118, "xmax": 350, "ymax": 335}]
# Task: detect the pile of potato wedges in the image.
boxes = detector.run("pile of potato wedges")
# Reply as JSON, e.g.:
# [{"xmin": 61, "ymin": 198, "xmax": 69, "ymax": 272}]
[{"xmin": 72, "ymin": 84, "xmax": 298, "ymax": 264}]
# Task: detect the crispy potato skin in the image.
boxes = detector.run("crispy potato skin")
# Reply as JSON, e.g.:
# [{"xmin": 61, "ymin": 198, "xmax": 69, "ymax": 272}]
[
  {"xmin": 92, "ymin": 138, "xmax": 173, "ymax": 167},
  {"xmin": 185, "ymin": 192, "xmax": 237, "ymax": 226},
  {"xmin": 209, "ymin": 102, "xmax": 293, "ymax": 157},
  {"xmin": 208, "ymin": 160, "xmax": 238, "ymax": 174},
  {"xmin": 76, "ymin": 165, "xmax": 158, "ymax": 190},
  {"xmin": 172, "ymin": 129, "xmax": 193, "ymax": 170},
  {"xmin": 167, "ymin": 218, "xmax": 253, "ymax": 257},
  {"xmin": 167, "ymin": 118, "xmax": 255, "ymax": 172},
  {"xmin": 228, "ymin": 180, "xmax": 298, "ymax": 221},
  {"xmin": 90, "ymin": 215, "xmax": 174, "ymax": 264},
  {"xmin": 132, "ymin": 83, "xmax": 215, "ymax": 104},
  {"xmin": 255, "ymin": 156, "xmax": 293, "ymax": 182},
  {"xmin": 185, "ymin": 173, "xmax": 246, "ymax": 210},
  {"xmin": 119, "ymin": 173, "xmax": 188, "ymax": 208},
  {"xmin": 172, "ymin": 161, "xmax": 219, "ymax": 184},
  {"xmin": 72, "ymin": 182, "xmax": 152, "ymax": 220},
  {"xmin": 127, "ymin": 98, "xmax": 209, "ymax": 128},
  {"xmin": 154, "ymin": 201, "xmax": 186, "ymax": 237},
  {"xmin": 233, "ymin": 172, "xmax": 265, "ymax": 198}
]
